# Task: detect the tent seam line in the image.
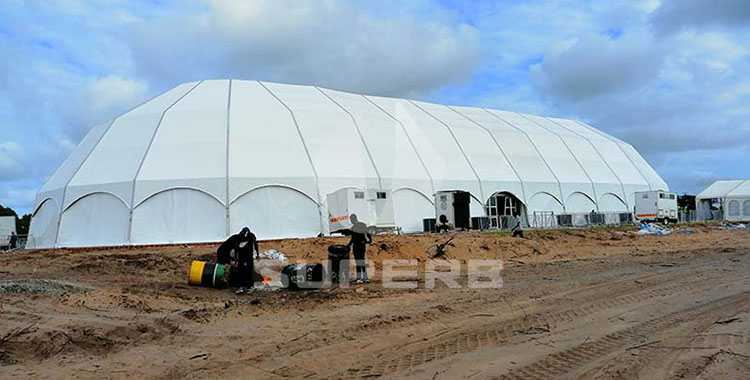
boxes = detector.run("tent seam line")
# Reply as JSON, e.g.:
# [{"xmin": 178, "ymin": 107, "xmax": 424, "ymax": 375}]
[
  {"xmin": 572, "ymin": 120, "xmax": 653, "ymax": 192},
  {"xmin": 482, "ymin": 108, "xmax": 565, "ymax": 210},
  {"xmin": 361, "ymin": 95, "xmax": 435, "ymax": 196},
  {"xmin": 408, "ymin": 100, "xmax": 485, "ymax": 202},
  {"xmin": 546, "ymin": 117, "xmax": 629, "ymax": 208},
  {"xmin": 519, "ymin": 113, "xmax": 599, "ymax": 211},
  {"xmin": 225, "ymin": 79, "xmax": 232, "ymax": 236},
  {"xmin": 126, "ymin": 80, "xmax": 203, "ymax": 245},
  {"xmin": 315, "ymin": 87, "xmax": 382, "ymax": 189},
  {"xmin": 53, "ymin": 118, "xmax": 118, "ymax": 247},
  {"xmin": 446, "ymin": 105, "xmax": 527, "ymax": 204},
  {"xmin": 257, "ymin": 81, "xmax": 325, "ymax": 234}
]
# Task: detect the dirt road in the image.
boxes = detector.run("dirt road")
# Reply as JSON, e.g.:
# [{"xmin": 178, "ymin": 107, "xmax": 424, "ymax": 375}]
[{"xmin": 1, "ymin": 226, "xmax": 749, "ymax": 379}]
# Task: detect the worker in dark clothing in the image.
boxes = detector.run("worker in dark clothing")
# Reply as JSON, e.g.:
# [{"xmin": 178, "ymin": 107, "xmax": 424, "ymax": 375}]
[
  {"xmin": 217, "ymin": 227, "xmax": 259, "ymax": 294},
  {"xmin": 216, "ymin": 232, "xmax": 241, "ymax": 265},
  {"xmin": 436, "ymin": 214, "xmax": 452, "ymax": 233},
  {"xmin": 511, "ymin": 214, "xmax": 524, "ymax": 238},
  {"xmin": 235, "ymin": 227, "xmax": 259, "ymax": 295},
  {"xmin": 347, "ymin": 214, "xmax": 372, "ymax": 284},
  {"xmin": 9, "ymin": 231, "xmax": 18, "ymax": 250}
]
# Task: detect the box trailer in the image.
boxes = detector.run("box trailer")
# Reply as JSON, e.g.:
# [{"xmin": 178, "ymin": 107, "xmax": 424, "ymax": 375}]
[
  {"xmin": 327, "ymin": 188, "xmax": 396, "ymax": 234},
  {"xmin": 634, "ymin": 190, "xmax": 678, "ymax": 224},
  {"xmin": 0, "ymin": 216, "xmax": 16, "ymax": 249}
]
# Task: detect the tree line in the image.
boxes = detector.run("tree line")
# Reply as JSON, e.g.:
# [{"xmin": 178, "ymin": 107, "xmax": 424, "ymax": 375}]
[{"xmin": 0, "ymin": 204, "xmax": 31, "ymax": 235}]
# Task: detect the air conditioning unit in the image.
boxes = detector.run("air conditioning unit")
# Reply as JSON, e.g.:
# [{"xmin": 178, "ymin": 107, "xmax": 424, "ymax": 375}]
[
  {"xmin": 435, "ymin": 190, "xmax": 471, "ymax": 230},
  {"xmin": 557, "ymin": 214, "xmax": 573, "ymax": 227}
]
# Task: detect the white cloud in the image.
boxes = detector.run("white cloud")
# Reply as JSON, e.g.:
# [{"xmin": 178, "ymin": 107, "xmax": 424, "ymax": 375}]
[
  {"xmin": 0, "ymin": 142, "xmax": 24, "ymax": 180},
  {"xmin": 127, "ymin": 0, "xmax": 480, "ymax": 97},
  {"xmin": 531, "ymin": 33, "xmax": 662, "ymax": 102},
  {"xmin": 62, "ymin": 75, "xmax": 149, "ymax": 137}
]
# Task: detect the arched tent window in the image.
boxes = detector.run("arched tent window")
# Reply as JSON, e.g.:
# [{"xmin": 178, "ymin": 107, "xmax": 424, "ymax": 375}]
[
  {"xmin": 744, "ymin": 200, "xmax": 750, "ymax": 217},
  {"xmin": 132, "ymin": 188, "xmax": 226, "ymax": 244},
  {"xmin": 728, "ymin": 200, "xmax": 740, "ymax": 217},
  {"xmin": 528, "ymin": 192, "xmax": 563, "ymax": 228},
  {"xmin": 392, "ymin": 188, "xmax": 433, "ymax": 233},
  {"xmin": 565, "ymin": 192, "xmax": 597, "ymax": 213},
  {"xmin": 27, "ymin": 198, "xmax": 60, "ymax": 249},
  {"xmin": 528, "ymin": 192, "xmax": 564, "ymax": 213},
  {"xmin": 598, "ymin": 193, "xmax": 628, "ymax": 212},
  {"xmin": 230, "ymin": 185, "xmax": 319, "ymax": 239},
  {"xmin": 58, "ymin": 193, "xmax": 129, "ymax": 247},
  {"xmin": 485, "ymin": 191, "xmax": 525, "ymax": 229}
]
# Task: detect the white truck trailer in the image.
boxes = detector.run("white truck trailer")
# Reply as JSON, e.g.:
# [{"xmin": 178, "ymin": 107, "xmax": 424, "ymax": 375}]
[
  {"xmin": 327, "ymin": 188, "xmax": 396, "ymax": 234},
  {"xmin": 634, "ymin": 190, "xmax": 678, "ymax": 224},
  {"xmin": 0, "ymin": 216, "xmax": 17, "ymax": 249}
]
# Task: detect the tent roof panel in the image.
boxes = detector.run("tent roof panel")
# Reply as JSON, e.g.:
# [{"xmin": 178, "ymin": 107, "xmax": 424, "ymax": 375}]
[
  {"xmin": 227, "ymin": 80, "xmax": 318, "ymax": 200},
  {"xmin": 697, "ymin": 180, "xmax": 748, "ymax": 198},
  {"xmin": 262, "ymin": 82, "xmax": 379, "ymax": 195},
  {"xmin": 135, "ymin": 80, "xmax": 229, "ymax": 203},
  {"xmin": 727, "ymin": 180, "xmax": 750, "ymax": 197},
  {"xmin": 319, "ymin": 88, "xmax": 432, "ymax": 191}
]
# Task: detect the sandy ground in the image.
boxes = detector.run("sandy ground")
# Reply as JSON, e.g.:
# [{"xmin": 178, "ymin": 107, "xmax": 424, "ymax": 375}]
[{"xmin": 1, "ymin": 225, "xmax": 750, "ymax": 379}]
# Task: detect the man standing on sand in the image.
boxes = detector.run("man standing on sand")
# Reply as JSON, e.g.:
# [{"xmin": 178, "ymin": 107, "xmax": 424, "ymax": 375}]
[
  {"xmin": 347, "ymin": 214, "xmax": 372, "ymax": 284},
  {"xmin": 9, "ymin": 231, "xmax": 18, "ymax": 250}
]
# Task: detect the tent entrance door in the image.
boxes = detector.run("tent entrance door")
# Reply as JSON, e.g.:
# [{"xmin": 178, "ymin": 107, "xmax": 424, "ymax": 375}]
[{"xmin": 487, "ymin": 192, "xmax": 525, "ymax": 230}]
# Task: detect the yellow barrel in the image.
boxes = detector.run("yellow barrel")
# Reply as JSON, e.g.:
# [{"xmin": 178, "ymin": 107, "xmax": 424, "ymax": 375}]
[{"xmin": 188, "ymin": 260, "xmax": 228, "ymax": 288}]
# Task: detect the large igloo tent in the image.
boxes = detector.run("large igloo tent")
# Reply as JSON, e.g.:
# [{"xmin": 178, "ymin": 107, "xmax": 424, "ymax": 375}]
[{"xmin": 27, "ymin": 80, "xmax": 667, "ymax": 248}]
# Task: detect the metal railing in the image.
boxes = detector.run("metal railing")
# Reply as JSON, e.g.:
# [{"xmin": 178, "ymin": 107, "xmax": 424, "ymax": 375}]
[
  {"xmin": 530, "ymin": 211, "xmax": 557, "ymax": 229},
  {"xmin": 529, "ymin": 211, "xmax": 634, "ymax": 230},
  {"xmin": 679, "ymin": 210, "xmax": 697, "ymax": 223}
]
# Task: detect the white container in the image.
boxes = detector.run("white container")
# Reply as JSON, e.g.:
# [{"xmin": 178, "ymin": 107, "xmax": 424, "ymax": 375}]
[
  {"xmin": 435, "ymin": 190, "xmax": 471, "ymax": 229},
  {"xmin": 634, "ymin": 190, "xmax": 678, "ymax": 223},
  {"xmin": 327, "ymin": 188, "xmax": 395, "ymax": 233},
  {"xmin": 0, "ymin": 216, "xmax": 16, "ymax": 246}
]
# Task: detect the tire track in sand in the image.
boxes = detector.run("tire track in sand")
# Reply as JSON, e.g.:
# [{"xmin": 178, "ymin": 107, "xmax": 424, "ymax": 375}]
[{"xmin": 333, "ymin": 271, "xmax": 727, "ymax": 379}]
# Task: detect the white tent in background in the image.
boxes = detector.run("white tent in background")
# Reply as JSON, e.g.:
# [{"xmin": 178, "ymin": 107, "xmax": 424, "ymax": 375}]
[
  {"xmin": 696, "ymin": 180, "xmax": 750, "ymax": 222},
  {"xmin": 27, "ymin": 80, "xmax": 667, "ymax": 248}
]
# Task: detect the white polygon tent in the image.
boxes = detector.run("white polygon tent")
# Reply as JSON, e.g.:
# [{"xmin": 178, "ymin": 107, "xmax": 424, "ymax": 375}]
[
  {"xmin": 27, "ymin": 80, "xmax": 667, "ymax": 248},
  {"xmin": 696, "ymin": 180, "xmax": 750, "ymax": 222}
]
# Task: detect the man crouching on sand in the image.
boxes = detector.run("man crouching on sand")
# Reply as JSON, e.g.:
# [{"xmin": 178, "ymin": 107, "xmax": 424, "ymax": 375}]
[{"xmin": 216, "ymin": 227, "xmax": 259, "ymax": 294}]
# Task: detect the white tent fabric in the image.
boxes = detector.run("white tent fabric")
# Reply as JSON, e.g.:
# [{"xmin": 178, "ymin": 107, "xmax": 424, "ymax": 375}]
[
  {"xmin": 28, "ymin": 79, "xmax": 667, "ymax": 248},
  {"xmin": 26, "ymin": 198, "xmax": 59, "ymax": 249},
  {"xmin": 367, "ymin": 97, "xmax": 483, "ymax": 203},
  {"xmin": 230, "ymin": 185, "xmax": 320, "ymax": 240},
  {"xmin": 726, "ymin": 181, "xmax": 750, "ymax": 198},
  {"xmin": 131, "ymin": 188, "xmax": 226, "ymax": 244},
  {"xmin": 64, "ymin": 82, "xmax": 200, "ymax": 210},
  {"xmin": 58, "ymin": 192, "xmax": 130, "ymax": 247},
  {"xmin": 696, "ymin": 180, "xmax": 744, "ymax": 199}
]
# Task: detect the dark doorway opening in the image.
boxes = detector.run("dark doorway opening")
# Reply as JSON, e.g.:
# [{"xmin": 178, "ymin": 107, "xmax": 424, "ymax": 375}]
[{"xmin": 486, "ymin": 192, "xmax": 526, "ymax": 229}]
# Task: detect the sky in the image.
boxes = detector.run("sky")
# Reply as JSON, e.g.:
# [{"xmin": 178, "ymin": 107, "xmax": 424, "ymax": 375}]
[{"xmin": 1, "ymin": 0, "xmax": 749, "ymax": 215}]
